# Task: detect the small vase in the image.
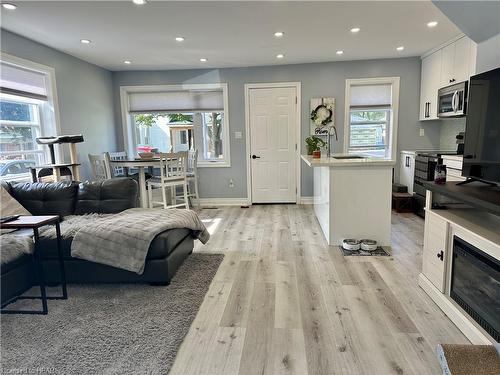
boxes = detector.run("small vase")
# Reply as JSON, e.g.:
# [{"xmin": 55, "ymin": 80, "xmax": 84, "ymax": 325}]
[{"xmin": 312, "ymin": 150, "xmax": 321, "ymax": 158}]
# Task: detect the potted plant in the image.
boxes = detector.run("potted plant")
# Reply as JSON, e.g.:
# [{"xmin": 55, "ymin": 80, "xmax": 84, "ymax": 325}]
[{"xmin": 305, "ymin": 136, "xmax": 326, "ymax": 158}]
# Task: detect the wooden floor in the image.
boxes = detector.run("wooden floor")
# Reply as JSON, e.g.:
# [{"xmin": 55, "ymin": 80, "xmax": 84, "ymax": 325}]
[{"xmin": 169, "ymin": 205, "xmax": 468, "ymax": 375}]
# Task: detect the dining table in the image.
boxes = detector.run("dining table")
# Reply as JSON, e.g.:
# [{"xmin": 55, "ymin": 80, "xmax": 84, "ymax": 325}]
[{"xmin": 109, "ymin": 158, "xmax": 161, "ymax": 208}]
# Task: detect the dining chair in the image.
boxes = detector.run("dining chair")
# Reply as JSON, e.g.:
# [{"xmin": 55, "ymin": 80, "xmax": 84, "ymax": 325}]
[
  {"xmin": 147, "ymin": 152, "xmax": 189, "ymax": 209},
  {"xmin": 88, "ymin": 153, "xmax": 111, "ymax": 181},
  {"xmin": 186, "ymin": 149, "xmax": 200, "ymax": 207},
  {"xmin": 107, "ymin": 151, "xmax": 128, "ymax": 177}
]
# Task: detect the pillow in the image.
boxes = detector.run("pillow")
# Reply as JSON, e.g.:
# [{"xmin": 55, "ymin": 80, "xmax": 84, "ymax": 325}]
[{"xmin": 1, "ymin": 185, "xmax": 31, "ymax": 234}]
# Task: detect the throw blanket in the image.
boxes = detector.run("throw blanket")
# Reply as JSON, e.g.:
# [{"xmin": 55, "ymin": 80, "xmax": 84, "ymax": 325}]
[{"xmin": 70, "ymin": 208, "xmax": 210, "ymax": 274}]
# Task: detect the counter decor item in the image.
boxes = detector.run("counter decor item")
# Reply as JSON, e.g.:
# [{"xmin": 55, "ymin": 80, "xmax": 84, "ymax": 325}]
[
  {"xmin": 305, "ymin": 136, "xmax": 326, "ymax": 156},
  {"xmin": 435, "ymin": 164, "xmax": 447, "ymax": 185}
]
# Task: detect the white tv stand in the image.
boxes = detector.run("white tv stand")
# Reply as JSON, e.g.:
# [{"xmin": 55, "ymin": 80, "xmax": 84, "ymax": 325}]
[{"xmin": 418, "ymin": 189, "xmax": 500, "ymax": 344}]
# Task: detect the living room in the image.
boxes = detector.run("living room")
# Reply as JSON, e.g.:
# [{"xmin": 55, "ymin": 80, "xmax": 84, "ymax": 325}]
[{"xmin": 1, "ymin": 1, "xmax": 499, "ymax": 374}]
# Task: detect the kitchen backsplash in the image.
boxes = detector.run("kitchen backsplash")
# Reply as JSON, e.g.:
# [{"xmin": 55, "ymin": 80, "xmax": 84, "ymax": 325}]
[{"xmin": 439, "ymin": 118, "xmax": 466, "ymax": 150}]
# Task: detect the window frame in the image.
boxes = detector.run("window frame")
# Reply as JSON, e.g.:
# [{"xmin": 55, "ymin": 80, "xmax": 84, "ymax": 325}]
[
  {"xmin": 120, "ymin": 83, "xmax": 231, "ymax": 168},
  {"xmin": 0, "ymin": 53, "xmax": 62, "ymax": 165},
  {"xmin": 343, "ymin": 77, "xmax": 400, "ymax": 161}
]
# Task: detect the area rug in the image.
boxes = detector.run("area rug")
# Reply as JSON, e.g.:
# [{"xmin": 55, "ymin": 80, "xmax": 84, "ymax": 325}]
[{"xmin": 0, "ymin": 253, "xmax": 224, "ymax": 375}]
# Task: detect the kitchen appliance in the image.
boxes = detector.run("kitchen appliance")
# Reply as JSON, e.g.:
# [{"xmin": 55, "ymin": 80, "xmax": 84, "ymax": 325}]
[
  {"xmin": 438, "ymin": 81, "xmax": 468, "ymax": 118},
  {"xmin": 462, "ymin": 67, "xmax": 500, "ymax": 184},
  {"xmin": 413, "ymin": 151, "xmax": 457, "ymax": 217}
]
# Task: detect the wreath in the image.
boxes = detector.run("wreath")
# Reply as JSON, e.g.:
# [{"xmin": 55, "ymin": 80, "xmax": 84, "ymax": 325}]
[{"xmin": 310, "ymin": 104, "xmax": 333, "ymax": 126}]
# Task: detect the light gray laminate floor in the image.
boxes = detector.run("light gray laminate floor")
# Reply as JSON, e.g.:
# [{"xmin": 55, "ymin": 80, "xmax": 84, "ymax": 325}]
[{"xmin": 169, "ymin": 205, "xmax": 468, "ymax": 375}]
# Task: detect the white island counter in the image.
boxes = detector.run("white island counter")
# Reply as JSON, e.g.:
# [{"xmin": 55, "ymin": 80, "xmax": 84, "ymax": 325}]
[{"xmin": 302, "ymin": 154, "xmax": 396, "ymax": 247}]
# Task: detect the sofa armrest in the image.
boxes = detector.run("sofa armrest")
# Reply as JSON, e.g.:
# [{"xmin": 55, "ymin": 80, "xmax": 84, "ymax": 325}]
[{"xmin": 74, "ymin": 178, "xmax": 138, "ymax": 214}]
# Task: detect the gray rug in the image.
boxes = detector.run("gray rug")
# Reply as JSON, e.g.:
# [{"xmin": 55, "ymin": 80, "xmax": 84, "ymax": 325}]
[{"xmin": 0, "ymin": 253, "xmax": 224, "ymax": 375}]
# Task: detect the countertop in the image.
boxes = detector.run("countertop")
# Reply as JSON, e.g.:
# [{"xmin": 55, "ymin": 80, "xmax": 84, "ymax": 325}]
[{"xmin": 301, "ymin": 154, "xmax": 396, "ymax": 167}]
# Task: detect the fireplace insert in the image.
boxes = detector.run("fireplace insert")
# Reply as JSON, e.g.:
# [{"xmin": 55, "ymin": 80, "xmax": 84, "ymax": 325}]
[{"xmin": 450, "ymin": 236, "xmax": 500, "ymax": 342}]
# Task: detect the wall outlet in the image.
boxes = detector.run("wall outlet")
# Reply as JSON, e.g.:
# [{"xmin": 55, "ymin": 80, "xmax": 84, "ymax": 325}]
[
  {"xmin": 228, "ymin": 178, "xmax": 235, "ymax": 188},
  {"xmin": 419, "ymin": 128, "xmax": 425, "ymax": 137}
]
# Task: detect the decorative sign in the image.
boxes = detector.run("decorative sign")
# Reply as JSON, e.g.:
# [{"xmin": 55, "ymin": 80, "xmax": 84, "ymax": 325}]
[{"xmin": 310, "ymin": 97, "xmax": 335, "ymax": 135}]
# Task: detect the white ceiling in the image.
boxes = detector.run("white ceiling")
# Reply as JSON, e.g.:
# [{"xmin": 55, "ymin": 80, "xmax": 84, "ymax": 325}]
[{"xmin": 1, "ymin": 1, "xmax": 462, "ymax": 71}]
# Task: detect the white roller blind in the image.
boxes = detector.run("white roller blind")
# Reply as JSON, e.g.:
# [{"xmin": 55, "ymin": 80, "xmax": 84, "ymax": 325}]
[
  {"xmin": 350, "ymin": 84, "xmax": 392, "ymax": 108},
  {"xmin": 129, "ymin": 90, "xmax": 224, "ymax": 113},
  {"xmin": 0, "ymin": 62, "xmax": 48, "ymax": 100}
]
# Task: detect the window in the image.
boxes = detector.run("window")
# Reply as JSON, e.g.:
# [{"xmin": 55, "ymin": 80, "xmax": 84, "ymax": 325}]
[
  {"xmin": 0, "ymin": 55, "xmax": 59, "ymax": 183},
  {"xmin": 121, "ymin": 84, "xmax": 230, "ymax": 167},
  {"xmin": 344, "ymin": 77, "xmax": 400, "ymax": 159}
]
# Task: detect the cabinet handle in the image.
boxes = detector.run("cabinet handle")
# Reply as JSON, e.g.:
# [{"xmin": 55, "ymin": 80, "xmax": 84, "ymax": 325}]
[{"xmin": 437, "ymin": 250, "xmax": 444, "ymax": 261}]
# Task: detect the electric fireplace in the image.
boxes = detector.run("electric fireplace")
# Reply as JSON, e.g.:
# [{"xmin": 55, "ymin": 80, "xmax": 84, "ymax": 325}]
[{"xmin": 450, "ymin": 236, "xmax": 500, "ymax": 342}]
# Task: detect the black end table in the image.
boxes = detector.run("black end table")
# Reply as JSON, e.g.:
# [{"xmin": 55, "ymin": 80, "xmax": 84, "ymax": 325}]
[{"xmin": 1, "ymin": 215, "xmax": 67, "ymax": 315}]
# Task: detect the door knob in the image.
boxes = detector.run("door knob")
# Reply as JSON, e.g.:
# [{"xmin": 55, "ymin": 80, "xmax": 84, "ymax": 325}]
[
  {"xmin": 252, "ymin": 155, "xmax": 261, "ymax": 159},
  {"xmin": 437, "ymin": 250, "xmax": 444, "ymax": 261}
]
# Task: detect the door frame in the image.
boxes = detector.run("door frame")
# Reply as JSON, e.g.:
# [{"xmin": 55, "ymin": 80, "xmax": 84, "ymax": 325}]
[{"xmin": 244, "ymin": 82, "xmax": 302, "ymax": 204}]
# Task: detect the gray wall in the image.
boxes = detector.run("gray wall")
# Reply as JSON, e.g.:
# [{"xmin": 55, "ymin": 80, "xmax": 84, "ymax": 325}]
[
  {"xmin": 476, "ymin": 33, "xmax": 500, "ymax": 74},
  {"xmin": 1, "ymin": 30, "xmax": 116, "ymax": 180},
  {"xmin": 113, "ymin": 58, "xmax": 441, "ymax": 198}
]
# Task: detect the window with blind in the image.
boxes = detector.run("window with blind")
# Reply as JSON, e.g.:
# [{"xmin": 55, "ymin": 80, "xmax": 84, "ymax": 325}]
[
  {"xmin": 344, "ymin": 78, "xmax": 400, "ymax": 159},
  {"xmin": 121, "ymin": 84, "xmax": 230, "ymax": 167},
  {"xmin": 0, "ymin": 57, "xmax": 58, "ymax": 183}
]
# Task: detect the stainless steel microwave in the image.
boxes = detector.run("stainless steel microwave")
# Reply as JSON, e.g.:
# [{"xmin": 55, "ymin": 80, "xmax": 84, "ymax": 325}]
[{"xmin": 438, "ymin": 81, "xmax": 468, "ymax": 118}]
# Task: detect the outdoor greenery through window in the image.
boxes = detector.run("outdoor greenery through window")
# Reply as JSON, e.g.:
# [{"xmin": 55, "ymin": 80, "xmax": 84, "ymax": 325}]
[
  {"xmin": 349, "ymin": 109, "xmax": 391, "ymax": 158},
  {"xmin": 133, "ymin": 112, "xmax": 225, "ymax": 161},
  {"xmin": 0, "ymin": 95, "xmax": 44, "ymax": 182}
]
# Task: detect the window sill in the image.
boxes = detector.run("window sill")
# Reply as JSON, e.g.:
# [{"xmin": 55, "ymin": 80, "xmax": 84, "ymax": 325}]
[{"xmin": 198, "ymin": 160, "xmax": 231, "ymax": 168}]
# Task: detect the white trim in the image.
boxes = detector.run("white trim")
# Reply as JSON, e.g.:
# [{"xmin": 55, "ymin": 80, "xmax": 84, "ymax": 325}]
[
  {"xmin": 199, "ymin": 197, "xmax": 250, "ymax": 207},
  {"xmin": 299, "ymin": 196, "xmax": 314, "ymax": 205},
  {"xmin": 343, "ymin": 77, "xmax": 400, "ymax": 161},
  {"xmin": 0, "ymin": 52, "xmax": 62, "ymax": 161},
  {"xmin": 119, "ymin": 83, "xmax": 231, "ymax": 167},
  {"xmin": 244, "ymin": 82, "xmax": 302, "ymax": 205},
  {"xmin": 421, "ymin": 33, "xmax": 466, "ymax": 59}
]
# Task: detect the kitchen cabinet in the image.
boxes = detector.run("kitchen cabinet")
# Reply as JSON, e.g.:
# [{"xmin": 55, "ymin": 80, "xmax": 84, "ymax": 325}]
[
  {"xmin": 441, "ymin": 155, "xmax": 466, "ymax": 182},
  {"xmin": 440, "ymin": 37, "xmax": 476, "ymax": 87},
  {"xmin": 420, "ymin": 50, "xmax": 442, "ymax": 120},
  {"xmin": 399, "ymin": 151, "xmax": 415, "ymax": 194},
  {"xmin": 422, "ymin": 210, "xmax": 448, "ymax": 292},
  {"xmin": 420, "ymin": 35, "xmax": 477, "ymax": 121}
]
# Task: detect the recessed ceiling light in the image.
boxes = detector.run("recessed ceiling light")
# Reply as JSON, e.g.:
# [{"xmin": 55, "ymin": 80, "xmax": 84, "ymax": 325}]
[
  {"xmin": 276, "ymin": 54, "xmax": 284, "ymax": 59},
  {"xmin": 396, "ymin": 46, "xmax": 405, "ymax": 51},
  {"xmin": 132, "ymin": 0, "xmax": 146, "ymax": 5},
  {"xmin": 350, "ymin": 27, "xmax": 361, "ymax": 33},
  {"xmin": 200, "ymin": 58, "xmax": 207, "ymax": 62},
  {"xmin": 336, "ymin": 50, "xmax": 344, "ymax": 55},
  {"xmin": 175, "ymin": 37, "xmax": 185, "ymax": 42},
  {"xmin": 2, "ymin": 3, "xmax": 17, "ymax": 10},
  {"xmin": 427, "ymin": 21, "xmax": 438, "ymax": 28},
  {"xmin": 123, "ymin": 60, "xmax": 132, "ymax": 64},
  {"xmin": 274, "ymin": 31, "xmax": 284, "ymax": 38},
  {"xmin": 80, "ymin": 39, "xmax": 91, "ymax": 44}
]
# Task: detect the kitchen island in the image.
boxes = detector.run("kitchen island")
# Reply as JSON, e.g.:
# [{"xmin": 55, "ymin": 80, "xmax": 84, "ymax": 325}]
[{"xmin": 302, "ymin": 154, "xmax": 396, "ymax": 247}]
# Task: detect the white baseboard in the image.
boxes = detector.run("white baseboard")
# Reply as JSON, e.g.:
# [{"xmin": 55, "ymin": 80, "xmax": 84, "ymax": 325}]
[
  {"xmin": 418, "ymin": 273, "xmax": 493, "ymax": 344},
  {"xmin": 299, "ymin": 196, "xmax": 314, "ymax": 204},
  {"xmin": 199, "ymin": 198, "xmax": 250, "ymax": 207}
]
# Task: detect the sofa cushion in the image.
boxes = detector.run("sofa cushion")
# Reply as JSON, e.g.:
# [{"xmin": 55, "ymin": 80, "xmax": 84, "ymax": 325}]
[
  {"xmin": 8, "ymin": 181, "xmax": 78, "ymax": 217},
  {"xmin": 39, "ymin": 226, "xmax": 191, "ymax": 260},
  {"xmin": 0, "ymin": 231, "xmax": 34, "ymax": 273},
  {"xmin": 74, "ymin": 178, "xmax": 138, "ymax": 215}
]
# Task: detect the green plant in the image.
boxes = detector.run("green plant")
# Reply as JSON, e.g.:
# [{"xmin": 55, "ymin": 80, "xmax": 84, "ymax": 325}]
[{"xmin": 305, "ymin": 136, "xmax": 326, "ymax": 154}]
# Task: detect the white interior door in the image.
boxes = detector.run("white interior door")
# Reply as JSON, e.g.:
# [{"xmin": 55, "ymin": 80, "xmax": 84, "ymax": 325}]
[{"xmin": 248, "ymin": 86, "xmax": 297, "ymax": 203}]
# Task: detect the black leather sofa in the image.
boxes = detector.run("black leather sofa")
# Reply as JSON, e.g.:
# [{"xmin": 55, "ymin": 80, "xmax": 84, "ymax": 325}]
[{"xmin": 1, "ymin": 178, "xmax": 194, "ymax": 305}]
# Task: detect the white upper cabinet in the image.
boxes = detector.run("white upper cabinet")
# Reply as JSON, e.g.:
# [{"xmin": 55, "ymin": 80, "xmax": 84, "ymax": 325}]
[
  {"xmin": 440, "ymin": 36, "xmax": 477, "ymax": 86},
  {"xmin": 420, "ymin": 50, "xmax": 442, "ymax": 120},
  {"xmin": 420, "ymin": 35, "xmax": 477, "ymax": 121}
]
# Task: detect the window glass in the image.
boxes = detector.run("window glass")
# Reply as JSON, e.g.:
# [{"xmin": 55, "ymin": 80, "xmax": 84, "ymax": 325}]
[{"xmin": 349, "ymin": 109, "xmax": 390, "ymax": 158}]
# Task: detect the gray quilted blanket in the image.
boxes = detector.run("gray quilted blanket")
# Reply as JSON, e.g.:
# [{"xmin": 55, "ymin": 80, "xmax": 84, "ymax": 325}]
[{"xmin": 70, "ymin": 208, "xmax": 210, "ymax": 274}]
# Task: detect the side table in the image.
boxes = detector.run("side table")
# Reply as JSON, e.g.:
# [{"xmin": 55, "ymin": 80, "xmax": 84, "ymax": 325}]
[{"xmin": 1, "ymin": 215, "xmax": 67, "ymax": 315}]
